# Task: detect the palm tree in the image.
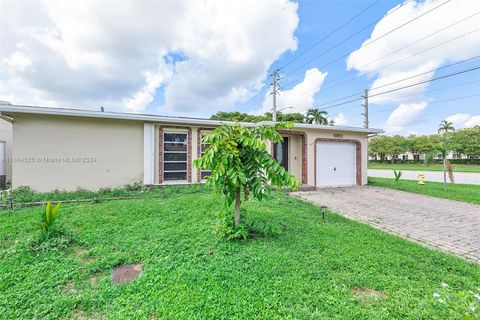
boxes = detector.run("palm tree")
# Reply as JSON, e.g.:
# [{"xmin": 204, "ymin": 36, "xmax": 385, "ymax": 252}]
[
  {"xmin": 305, "ymin": 108, "xmax": 328, "ymax": 125},
  {"xmin": 438, "ymin": 120, "xmax": 454, "ymax": 134},
  {"xmin": 437, "ymin": 120, "xmax": 455, "ymax": 191}
]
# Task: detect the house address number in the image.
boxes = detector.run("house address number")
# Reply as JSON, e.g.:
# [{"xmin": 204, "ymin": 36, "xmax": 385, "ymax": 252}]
[{"xmin": 333, "ymin": 133, "xmax": 344, "ymax": 138}]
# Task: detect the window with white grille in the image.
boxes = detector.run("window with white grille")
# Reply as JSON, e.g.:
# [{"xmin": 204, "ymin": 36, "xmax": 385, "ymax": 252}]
[{"xmin": 163, "ymin": 132, "xmax": 188, "ymax": 181}]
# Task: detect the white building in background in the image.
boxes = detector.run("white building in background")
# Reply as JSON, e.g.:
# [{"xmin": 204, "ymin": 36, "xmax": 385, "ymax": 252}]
[{"xmin": 370, "ymin": 151, "xmax": 474, "ymax": 161}]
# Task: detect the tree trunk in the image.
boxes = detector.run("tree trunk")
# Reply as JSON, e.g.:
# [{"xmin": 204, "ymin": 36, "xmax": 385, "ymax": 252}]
[
  {"xmin": 234, "ymin": 188, "xmax": 241, "ymax": 227},
  {"xmin": 443, "ymin": 156, "xmax": 448, "ymax": 191}
]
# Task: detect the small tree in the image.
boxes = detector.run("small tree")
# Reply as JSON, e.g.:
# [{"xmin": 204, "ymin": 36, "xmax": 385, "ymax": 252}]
[
  {"xmin": 437, "ymin": 120, "xmax": 455, "ymax": 191},
  {"xmin": 194, "ymin": 123, "xmax": 300, "ymax": 227}
]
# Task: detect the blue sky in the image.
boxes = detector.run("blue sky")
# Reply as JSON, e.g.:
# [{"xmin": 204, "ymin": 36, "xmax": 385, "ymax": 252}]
[
  {"xmin": 237, "ymin": 0, "xmax": 480, "ymax": 134},
  {"xmin": 1, "ymin": 0, "xmax": 479, "ymax": 134}
]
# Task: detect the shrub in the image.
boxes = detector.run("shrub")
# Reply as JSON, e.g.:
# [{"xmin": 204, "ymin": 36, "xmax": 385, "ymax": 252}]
[
  {"xmin": 432, "ymin": 283, "xmax": 480, "ymax": 319},
  {"xmin": 393, "ymin": 170, "xmax": 403, "ymax": 182},
  {"xmin": 213, "ymin": 209, "xmax": 284, "ymax": 240},
  {"xmin": 38, "ymin": 201, "xmax": 62, "ymax": 236}
]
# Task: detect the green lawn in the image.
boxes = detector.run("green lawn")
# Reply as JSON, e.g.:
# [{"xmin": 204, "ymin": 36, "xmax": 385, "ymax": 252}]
[
  {"xmin": 1, "ymin": 190, "xmax": 479, "ymax": 319},
  {"xmin": 368, "ymin": 163, "xmax": 480, "ymax": 173},
  {"xmin": 368, "ymin": 177, "xmax": 480, "ymax": 205}
]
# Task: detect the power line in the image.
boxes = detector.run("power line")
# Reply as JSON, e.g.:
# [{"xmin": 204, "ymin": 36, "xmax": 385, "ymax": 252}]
[
  {"xmin": 310, "ymin": 55, "xmax": 480, "ymax": 109},
  {"xmin": 368, "ymin": 66, "xmax": 480, "ymax": 99},
  {"xmin": 321, "ymin": 53, "xmax": 480, "ymax": 95},
  {"xmin": 300, "ymin": 10, "xmax": 480, "ymax": 96},
  {"xmin": 303, "ymin": 65, "xmax": 480, "ymax": 112},
  {"xmin": 279, "ymin": 0, "xmax": 381, "ymax": 69},
  {"xmin": 284, "ymin": 0, "xmax": 450, "ymax": 77},
  {"xmin": 352, "ymin": 93, "xmax": 480, "ymax": 118},
  {"xmin": 371, "ymin": 78, "xmax": 480, "ymax": 103}
]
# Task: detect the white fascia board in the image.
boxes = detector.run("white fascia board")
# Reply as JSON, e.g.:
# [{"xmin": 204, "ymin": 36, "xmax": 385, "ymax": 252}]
[
  {"xmin": 0, "ymin": 104, "xmax": 255, "ymax": 127},
  {"xmin": 258, "ymin": 121, "xmax": 384, "ymax": 134},
  {"xmin": 0, "ymin": 103, "xmax": 383, "ymax": 134}
]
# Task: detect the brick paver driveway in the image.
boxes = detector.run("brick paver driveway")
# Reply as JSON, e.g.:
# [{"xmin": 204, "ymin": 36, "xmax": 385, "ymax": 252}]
[{"xmin": 294, "ymin": 186, "xmax": 480, "ymax": 263}]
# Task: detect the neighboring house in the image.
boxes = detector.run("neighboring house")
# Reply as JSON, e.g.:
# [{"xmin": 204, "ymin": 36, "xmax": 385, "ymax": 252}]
[
  {"xmin": 370, "ymin": 151, "xmax": 470, "ymax": 161},
  {"xmin": 0, "ymin": 103, "xmax": 383, "ymax": 192},
  {"xmin": 0, "ymin": 116, "xmax": 13, "ymax": 184}
]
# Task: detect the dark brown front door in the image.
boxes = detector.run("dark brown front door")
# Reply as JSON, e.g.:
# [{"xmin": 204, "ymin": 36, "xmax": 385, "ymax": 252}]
[{"xmin": 274, "ymin": 137, "xmax": 288, "ymax": 170}]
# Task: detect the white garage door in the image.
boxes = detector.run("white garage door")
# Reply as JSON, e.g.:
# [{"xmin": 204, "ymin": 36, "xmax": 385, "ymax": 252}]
[{"xmin": 316, "ymin": 141, "xmax": 356, "ymax": 187}]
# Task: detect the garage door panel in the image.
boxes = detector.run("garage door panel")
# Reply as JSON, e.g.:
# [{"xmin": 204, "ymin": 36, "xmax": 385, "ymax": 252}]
[{"xmin": 316, "ymin": 141, "xmax": 356, "ymax": 187}]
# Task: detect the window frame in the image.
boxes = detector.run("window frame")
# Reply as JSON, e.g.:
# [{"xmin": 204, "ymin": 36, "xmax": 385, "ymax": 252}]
[{"xmin": 163, "ymin": 130, "xmax": 188, "ymax": 182}]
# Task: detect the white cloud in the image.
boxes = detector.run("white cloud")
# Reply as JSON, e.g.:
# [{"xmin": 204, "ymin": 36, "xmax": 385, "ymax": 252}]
[
  {"xmin": 3, "ymin": 51, "xmax": 32, "ymax": 72},
  {"xmin": 0, "ymin": 0, "xmax": 299, "ymax": 115},
  {"xmin": 123, "ymin": 59, "xmax": 173, "ymax": 113},
  {"xmin": 260, "ymin": 68, "xmax": 327, "ymax": 114},
  {"xmin": 333, "ymin": 113, "xmax": 348, "ymax": 125},
  {"xmin": 447, "ymin": 113, "xmax": 480, "ymax": 128},
  {"xmin": 465, "ymin": 116, "xmax": 480, "ymax": 127},
  {"xmin": 384, "ymin": 101, "xmax": 428, "ymax": 132},
  {"xmin": 446, "ymin": 113, "xmax": 471, "ymax": 128},
  {"xmin": 347, "ymin": 0, "xmax": 480, "ymax": 104}
]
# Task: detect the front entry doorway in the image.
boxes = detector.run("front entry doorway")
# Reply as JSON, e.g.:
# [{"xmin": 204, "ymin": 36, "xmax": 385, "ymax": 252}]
[{"xmin": 274, "ymin": 137, "xmax": 289, "ymax": 170}]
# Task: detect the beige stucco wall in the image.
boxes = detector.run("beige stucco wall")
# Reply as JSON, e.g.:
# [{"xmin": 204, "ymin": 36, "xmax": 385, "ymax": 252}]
[
  {"xmin": 0, "ymin": 118, "xmax": 13, "ymax": 182},
  {"xmin": 12, "ymin": 114, "xmax": 144, "ymax": 192},
  {"xmin": 266, "ymin": 129, "xmax": 368, "ymax": 186},
  {"xmin": 302, "ymin": 128, "xmax": 368, "ymax": 186}
]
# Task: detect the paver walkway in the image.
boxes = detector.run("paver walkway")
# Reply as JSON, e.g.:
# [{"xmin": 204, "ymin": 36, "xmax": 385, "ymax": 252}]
[{"xmin": 294, "ymin": 186, "xmax": 480, "ymax": 263}]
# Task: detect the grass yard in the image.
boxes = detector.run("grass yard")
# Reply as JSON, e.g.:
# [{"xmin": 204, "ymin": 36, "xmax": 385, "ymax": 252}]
[
  {"xmin": 1, "ymin": 190, "xmax": 479, "ymax": 319},
  {"xmin": 368, "ymin": 163, "xmax": 480, "ymax": 173},
  {"xmin": 368, "ymin": 177, "xmax": 480, "ymax": 205}
]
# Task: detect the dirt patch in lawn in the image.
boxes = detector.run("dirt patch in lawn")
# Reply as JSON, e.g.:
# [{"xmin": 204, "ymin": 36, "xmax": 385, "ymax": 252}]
[
  {"xmin": 112, "ymin": 263, "xmax": 143, "ymax": 284},
  {"xmin": 63, "ymin": 281, "xmax": 81, "ymax": 296},
  {"xmin": 73, "ymin": 246, "xmax": 96, "ymax": 263},
  {"xmin": 89, "ymin": 272, "xmax": 104, "ymax": 287},
  {"xmin": 352, "ymin": 287, "xmax": 387, "ymax": 304}
]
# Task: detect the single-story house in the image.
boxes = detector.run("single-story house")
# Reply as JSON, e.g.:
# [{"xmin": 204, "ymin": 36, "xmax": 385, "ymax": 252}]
[
  {"xmin": 0, "ymin": 103, "xmax": 383, "ymax": 192},
  {"xmin": 0, "ymin": 116, "xmax": 13, "ymax": 184}
]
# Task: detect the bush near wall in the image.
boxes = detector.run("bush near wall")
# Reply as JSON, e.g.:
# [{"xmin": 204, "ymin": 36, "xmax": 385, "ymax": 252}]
[{"xmin": 369, "ymin": 159, "xmax": 480, "ymax": 165}]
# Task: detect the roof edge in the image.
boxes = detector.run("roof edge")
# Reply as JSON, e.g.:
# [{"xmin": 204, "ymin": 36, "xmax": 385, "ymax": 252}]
[{"xmin": 0, "ymin": 103, "xmax": 384, "ymax": 134}]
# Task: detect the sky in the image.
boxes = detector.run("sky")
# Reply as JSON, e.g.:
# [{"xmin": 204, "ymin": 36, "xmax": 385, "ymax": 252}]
[{"xmin": 0, "ymin": 0, "xmax": 479, "ymax": 135}]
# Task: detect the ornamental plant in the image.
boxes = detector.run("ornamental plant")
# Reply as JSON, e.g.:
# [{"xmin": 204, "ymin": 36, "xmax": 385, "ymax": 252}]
[
  {"xmin": 39, "ymin": 201, "xmax": 62, "ymax": 235},
  {"xmin": 393, "ymin": 169, "xmax": 403, "ymax": 182},
  {"xmin": 194, "ymin": 123, "xmax": 300, "ymax": 227}
]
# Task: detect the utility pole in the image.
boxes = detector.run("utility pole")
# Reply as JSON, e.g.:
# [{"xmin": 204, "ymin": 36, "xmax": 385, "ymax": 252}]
[
  {"xmin": 361, "ymin": 89, "xmax": 369, "ymax": 128},
  {"xmin": 271, "ymin": 69, "xmax": 280, "ymax": 122}
]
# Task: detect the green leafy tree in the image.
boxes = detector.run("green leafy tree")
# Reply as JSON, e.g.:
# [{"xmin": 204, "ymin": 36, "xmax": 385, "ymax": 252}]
[
  {"xmin": 210, "ymin": 111, "xmax": 306, "ymax": 123},
  {"xmin": 369, "ymin": 136, "xmax": 390, "ymax": 160},
  {"xmin": 210, "ymin": 111, "xmax": 258, "ymax": 122},
  {"xmin": 385, "ymin": 135, "xmax": 408, "ymax": 163},
  {"xmin": 415, "ymin": 134, "xmax": 439, "ymax": 163},
  {"xmin": 194, "ymin": 123, "xmax": 300, "ymax": 227},
  {"xmin": 437, "ymin": 120, "xmax": 455, "ymax": 191},
  {"xmin": 275, "ymin": 112, "xmax": 306, "ymax": 123},
  {"xmin": 450, "ymin": 126, "xmax": 480, "ymax": 156},
  {"xmin": 305, "ymin": 108, "xmax": 329, "ymax": 125},
  {"xmin": 406, "ymin": 135, "xmax": 421, "ymax": 159}
]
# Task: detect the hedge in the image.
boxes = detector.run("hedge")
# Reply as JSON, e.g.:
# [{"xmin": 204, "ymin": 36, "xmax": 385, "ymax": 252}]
[{"xmin": 369, "ymin": 159, "xmax": 480, "ymax": 165}]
